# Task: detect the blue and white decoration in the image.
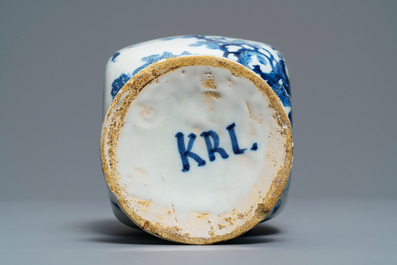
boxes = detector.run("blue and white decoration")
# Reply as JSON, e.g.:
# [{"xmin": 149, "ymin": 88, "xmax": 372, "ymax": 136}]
[
  {"xmin": 104, "ymin": 35, "xmax": 292, "ymax": 124},
  {"xmin": 103, "ymin": 35, "xmax": 292, "ymax": 228}
]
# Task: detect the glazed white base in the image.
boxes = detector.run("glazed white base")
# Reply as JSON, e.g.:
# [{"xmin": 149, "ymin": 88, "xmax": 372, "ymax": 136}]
[
  {"xmin": 101, "ymin": 56, "xmax": 292, "ymax": 244},
  {"xmin": 117, "ymin": 65, "xmax": 278, "ymax": 238}
]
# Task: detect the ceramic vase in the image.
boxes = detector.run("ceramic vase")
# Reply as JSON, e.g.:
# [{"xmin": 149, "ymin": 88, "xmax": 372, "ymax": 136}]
[{"xmin": 101, "ymin": 35, "xmax": 293, "ymax": 244}]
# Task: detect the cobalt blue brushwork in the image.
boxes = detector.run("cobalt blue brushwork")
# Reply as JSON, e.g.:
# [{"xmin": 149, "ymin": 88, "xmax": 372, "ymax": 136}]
[
  {"xmin": 111, "ymin": 51, "xmax": 191, "ymax": 100},
  {"xmin": 188, "ymin": 36, "xmax": 291, "ymax": 109},
  {"xmin": 251, "ymin": 143, "xmax": 258, "ymax": 151},
  {"xmin": 200, "ymin": 130, "xmax": 229, "ymax": 162},
  {"xmin": 108, "ymin": 36, "xmax": 292, "ymax": 124},
  {"xmin": 226, "ymin": 122, "xmax": 247, "ymax": 155},
  {"xmin": 176, "ymin": 123, "xmax": 257, "ymax": 172},
  {"xmin": 175, "ymin": 132, "xmax": 206, "ymax": 172},
  {"xmin": 103, "ymin": 35, "xmax": 293, "ymax": 233},
  {"xmin": 111, "ymin": 52, "xmax": 120, "ymax": 62}
]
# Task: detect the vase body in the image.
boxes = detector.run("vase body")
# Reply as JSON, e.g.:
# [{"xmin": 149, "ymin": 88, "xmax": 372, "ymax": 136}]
[{"xmin": 101, "ymin": 35, "xmax": 292, "ymax": 244}]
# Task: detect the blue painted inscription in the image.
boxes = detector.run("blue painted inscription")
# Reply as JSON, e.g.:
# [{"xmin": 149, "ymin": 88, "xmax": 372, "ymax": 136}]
[
  {"xmin": 200, "ymin": 130, "xmax": 229, "ymax": 162},
  {"xmin": 226, "ymin": 123, "xmax": 247, "ymax": 155},
  {"xmin": 176, "ymin": 123, "xmax": 258, "ymax": 172},
  {"xmin": 251, "ymin": 143, "xmax": 258, "ymax": 151},
  {"xmin": 175, "ymin": 133, "xmax": 206, "ymax": 172}
]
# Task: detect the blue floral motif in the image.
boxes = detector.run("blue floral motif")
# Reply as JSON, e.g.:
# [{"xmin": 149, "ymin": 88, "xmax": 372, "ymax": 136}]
[
  {"xmin": 111, "ymin": 52, "xmax": 120, "ymax": 62},
  {"xmin": 186, "ymin": 36, "xmax": 291, "ymax": 111},
  {"xmin": 110, "ymin": 51, "xmax": 191, "ymax": 99},
  {"xmin": 111, "ymin": 73, "xmax": 131, "ymax": 99},
  {"xmin": 262, "ymin": 175, "xmax": 291, "ymax": 222},
  {"xmin": 111, "ymin": 36, "xmax": 291, "ymax": 122},
  {"xmin": 132, "ymin": 51, "xmax": 191, "ymax": 77}
]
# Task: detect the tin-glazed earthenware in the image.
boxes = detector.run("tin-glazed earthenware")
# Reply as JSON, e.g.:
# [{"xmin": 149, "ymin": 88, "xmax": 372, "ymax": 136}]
[{"xmin": 101, "ymin": 35, "xmax": 292, "ymax": 244}]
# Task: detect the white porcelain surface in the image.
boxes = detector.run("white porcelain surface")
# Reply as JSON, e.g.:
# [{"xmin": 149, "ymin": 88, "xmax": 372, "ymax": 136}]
[{"xmin": 103, "ymin": 35, "xmax": 292, "ymax": 233}]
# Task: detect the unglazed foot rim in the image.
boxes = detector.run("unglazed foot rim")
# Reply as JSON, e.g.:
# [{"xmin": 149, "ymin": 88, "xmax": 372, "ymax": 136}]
[{"xmin": 101, "ymin": 55, "xmax": 292, "ymax": 244}]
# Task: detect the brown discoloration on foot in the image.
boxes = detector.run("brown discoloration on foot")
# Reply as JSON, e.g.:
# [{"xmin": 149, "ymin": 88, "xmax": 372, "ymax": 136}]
[
  {"xmin": 135, "ymin": 200, "xmax": 151, "ymax": 207},
  {"xmin": 246, "ymin": 102, "xmax": 252, "ymax": 118},
  {"xmin": 225, "ymin": 217, "xmax": 234, "ymax": 226},
  {"xmin": 192, "ymin": 127, "xmax": 201, "ymax": 134},
  {"xmin": 201, "ymin": 72, "xmax": 217, "ymax": 89},
  {"xmin": 196, "ymin": 213, "xmax": 209, "ymax": 219},
  {"xmin": 171, "ymin": 204, "xmax": 178, "ymax": 223},
  {"xmin": 100, "ymin": 55, "xmax": 293, "ymax": 245},
  {"xmin": 204, "ymin": 91, "xmax": 220, "ymax": 99}
]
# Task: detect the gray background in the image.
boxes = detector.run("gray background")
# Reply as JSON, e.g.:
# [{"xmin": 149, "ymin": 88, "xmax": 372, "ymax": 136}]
[{"xmin": 1, "ymin": 0, "xmax": 396, "ymax": 264}]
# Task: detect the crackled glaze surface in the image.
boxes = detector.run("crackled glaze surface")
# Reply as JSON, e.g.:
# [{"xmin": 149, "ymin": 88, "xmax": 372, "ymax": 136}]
[{"xmin": 102, "ymin": 36, "xmax": 293, "ymax": 243}]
